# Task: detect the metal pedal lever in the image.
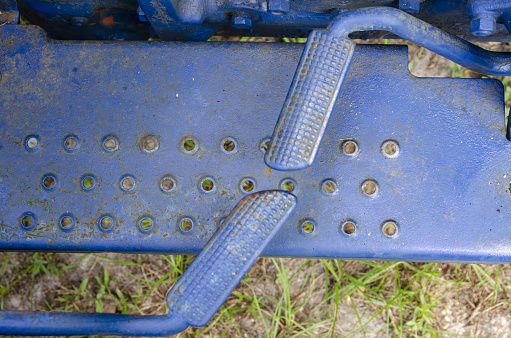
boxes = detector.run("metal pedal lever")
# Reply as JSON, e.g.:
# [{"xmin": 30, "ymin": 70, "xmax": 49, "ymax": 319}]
[
  {"xmin": 265, "ymin": 6, "xmax": 511, "ymax": 171},
  {"xmin": 0, "ymin": 190, "xmax": 297, "ymax": 337}
]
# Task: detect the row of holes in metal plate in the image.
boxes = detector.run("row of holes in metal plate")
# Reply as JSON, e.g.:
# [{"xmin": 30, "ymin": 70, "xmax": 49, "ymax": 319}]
[
  {"xmin": 38, "ymin": 171, "xmax": 385, "ymax": 199},
  {"xmin": 22, "ymin": 134, "xmax": 401, "ymax": 159},
  {"xmin": 18, "ymin": 211, "xmax": 400, "ymax": 238}
]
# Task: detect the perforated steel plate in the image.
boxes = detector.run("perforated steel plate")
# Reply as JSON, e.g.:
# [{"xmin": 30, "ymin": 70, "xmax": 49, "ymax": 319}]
[{"xmin": 0, "ymin": 25, "xmax": 509, "ymax": 262}]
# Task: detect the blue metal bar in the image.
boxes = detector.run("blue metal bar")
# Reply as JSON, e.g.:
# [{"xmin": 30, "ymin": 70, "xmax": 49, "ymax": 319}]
[
  {"xmin": 329, "ymin": 7, "xmax": 511, "ymax": 76},
  {"xmin": 0, "ymin": 312, "xmax": 186, "ymax": 336}
]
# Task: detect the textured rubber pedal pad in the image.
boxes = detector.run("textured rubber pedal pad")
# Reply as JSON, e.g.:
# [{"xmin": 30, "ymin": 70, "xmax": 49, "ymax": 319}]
[
  {"xmin": 265, "ymin": 30, "xmax": 355, "ymax": 170},
  {"xmin": 167, "ymin": 190, "xmax": 297, "ymax": 327}
]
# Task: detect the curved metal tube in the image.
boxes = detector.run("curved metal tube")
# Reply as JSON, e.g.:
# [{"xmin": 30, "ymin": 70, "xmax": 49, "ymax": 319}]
[
  {"xmin": 265, "ymin": 6, "xmax": 511, "ymax": 171},
  {"xmin": 329, "ymin": 7, "xmax": 511, "ymax": 76}
]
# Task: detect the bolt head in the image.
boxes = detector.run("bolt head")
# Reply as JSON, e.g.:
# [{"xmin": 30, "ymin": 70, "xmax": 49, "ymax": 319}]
[
  {"xmin": 471, "ymin": 17, "xmax": 496, "ymax": 37},
  {"xmin": 232, "ymin": 15, "xmax": 252, "ymax": 29}
]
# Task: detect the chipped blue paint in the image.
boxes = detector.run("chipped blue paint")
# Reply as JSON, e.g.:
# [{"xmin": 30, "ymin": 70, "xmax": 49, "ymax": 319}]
[{"xmin": 0, "ymin": 25, "xmax": 509, "ymax": 264}]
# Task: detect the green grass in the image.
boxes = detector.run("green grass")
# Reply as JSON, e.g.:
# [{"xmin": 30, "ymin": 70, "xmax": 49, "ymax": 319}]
[{"xmin": 1, "ymin": 253, "xmax": 509, "ymax": 337}]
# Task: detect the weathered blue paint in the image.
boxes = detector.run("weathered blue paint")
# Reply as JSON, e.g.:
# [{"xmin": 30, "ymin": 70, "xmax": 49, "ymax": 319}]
[
  {"xmin": 0, "ymin": 0, "xmax": 19, "ymax": 23},
  {"xmin": 0, "ymin": 190, "xmax": 296, "ymax": 336},
  {"xmin": 11, "ymin": 0, "xmax": 511, "ymax": 41},
  {"xmin": 266, "ymin": 6, "xmax": 511, "ymax": 171},
  {"xmin": 0, "ymin": 25, "xmax": 509, "ymax": 264},
  {"xmin": 329, "ymin": 7, "xmax": 511, "ymax": 76},
  {"xmin": 468, "ymin": 0, "xmax": 511, "ymax": 36}
]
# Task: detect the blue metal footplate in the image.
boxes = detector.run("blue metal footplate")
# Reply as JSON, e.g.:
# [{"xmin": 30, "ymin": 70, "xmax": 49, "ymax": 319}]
[{"xmin": 0, "ymin": 25, "xmax": 508, "ymax": 263}]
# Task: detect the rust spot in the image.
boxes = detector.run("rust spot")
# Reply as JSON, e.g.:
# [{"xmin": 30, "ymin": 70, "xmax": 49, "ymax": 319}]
[
  {"xmin": 102, "ymin": 15, "xmax": 115, "ymax": 26},
  {"xmin": 265, "ymin": 167, "xmax": 271, "ymax": 178},
  {"xmin": 163, "ymin": 233, "xmax": 168, "ymax": 238},
  {"xmin": 221, "ymin": 191, "xmax": 227, "ymax": 195},
  {"xmin": 103, "ymin": 197, "xmax": 107, "ymax": 205},
  {"xmin": 47, "ymin": 239, "xmax": 54, "ymax": 244},
  {"xmin": 113, "ymin": 196, "xmax": 119, "ymax": 200},
  {"xmin": 214, "ymin": 217, "xmax": 220, "ymax": 223}
]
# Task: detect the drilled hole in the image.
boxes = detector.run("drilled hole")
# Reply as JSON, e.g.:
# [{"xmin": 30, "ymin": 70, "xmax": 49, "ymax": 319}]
[
  {"xmin": 260, "ymin": 138, "xmax": 271, "ymax": 153},
  {"xmin": 26, "ymin": 137, "xmax": 38, "ymax": 149},
  {"xmin": 100, "ymin": 217, "xmax": 113, "ymax": 230},
  {"xmin": 364, "ymin": 182, "xmax": 376, "ymax": 195},
  {"xmin": 60, "ymin": 216, "xmax": 73, "ymax": 229},
  {"xmin": 43, "ymin": 176, "xmax": 55, "ymax": 189},
  {"xmin": 104, "ymin": 138, "xmax": 116, "ymax": 150},
  {"xmin": 343, "ymin": 222, "xmax": 356, "ymax": 235},
  {"xmin": 180, "ymin": 219, "xmax": 193, "ymax": 231},
  {"xmin": 242, "ymin": 180, "xmax": 254, "ymax": 192},
  {"xmin": 82, "ymin": 177, "xmax": 95, "ymax": 189},
  {"xmin": 184, "ymin": 139, "xmax": 195, "ymax": 151},
  {"xmin": 342, "ymin": 140, "xmax": 358, "ymax": 155},
  {"xmin": 202, "ymin": 179, "xmax": 214, "ymax": 191},
  {"xmin": 381, "ymin": 140, "xmax": 400, "ymax": 158},
  {"xmin": 323, "ymin": 181, "xmax": 336, "ymax": 194},
  {"xmin": 282, "ymin": 180, "xmax": 295, "ymax": 192},
  {"xmin": 223, "ymin": 140, "xmax": 235, "ymax": 152},
  {"xmin": 21, "ymin": 216, "xmax": 33, "ymax": 228},
  {"xmin": 302, "ymin": 221, "xmax": 315, "ymax": 234},
  {"xmin": 385, "ymin": 143, "xmax": 396, "ymax": 155},
  {"xmin": 65, "ymin": 137, "xmax": 77, "ymax": 149},
  {"xmin": 140, "ymin": 218, "xmax": 152, "ymax": 231},
  {"xmin": 383, "ymin": 222, "xmax": 397, "ymax": 236},
  {"xmin": 362, "ymin": 180, "xmax": 379, "ymax": 197},
  {"xmin": 141, "ymin": 135, "xmax": 158, "ymax": 152},
  {"xmin": 121, "ymin": 177, "xmax": 134, "ymax": 190},
  {"xmin": 161, "ymin": 177, "xmax": 175, "ymax": 191}
]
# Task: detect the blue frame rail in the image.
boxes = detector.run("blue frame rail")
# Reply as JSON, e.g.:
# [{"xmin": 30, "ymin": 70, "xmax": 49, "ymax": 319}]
[{"xmin": 0, "ymin": 24, "xmax": 509, "ymax": 263}]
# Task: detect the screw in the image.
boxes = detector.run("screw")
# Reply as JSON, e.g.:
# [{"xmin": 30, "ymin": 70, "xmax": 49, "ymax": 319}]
[
  {"xmin": 70, "ymin": 17, "xmax": 89, "ymax": 27},
  {"xmin": 470, "ymin": 15, "xmax": 497, "ymax": 36},
  {"xmin": 232, "ymin": 12, "xmax": 252, "ymax": 29}
]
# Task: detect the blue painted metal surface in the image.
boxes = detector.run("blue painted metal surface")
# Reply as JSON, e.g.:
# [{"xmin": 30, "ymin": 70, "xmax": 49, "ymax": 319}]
[
  {"xmin": 0, "ymin": 191, "xmax": 297, "ymax": 336},
  {"xmin": 0, "ymin": 0, "xmax": 19, "ymax": 23},
  {"xmin": 264, "ymin": 31, "xmax": 356, "ymax": 170},
  {"xmin": 328, "ymin": 7, "xmax": 511, "ymax": 76},
  {"xmin": 266, "ymin": 6, "xmax": 511, "ymax": 171},
  {"xmin": 0, "ymin": 24, "xmax": 509, "ymax": 263},
  {"xmin": 16, "ymin": 0, "xmax": 151, "ymax": 40},
  {"xmin": 468, "ymin": 0, "xmax": 511, "ymax": 36},
  {"xmin": 11, "ymin": 0, "xmax": 511, "ymax": 41}
]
